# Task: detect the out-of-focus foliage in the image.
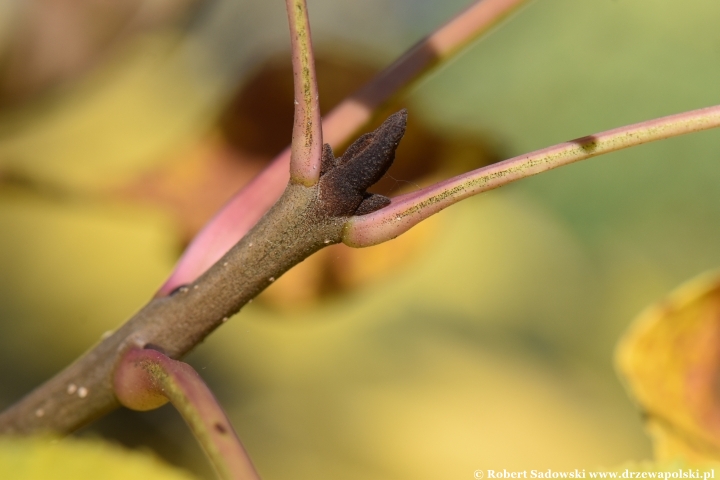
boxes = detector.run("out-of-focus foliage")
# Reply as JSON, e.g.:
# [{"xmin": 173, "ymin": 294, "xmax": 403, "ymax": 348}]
[
  {"xmin": 196, "ymin": 193, "xmax": 648, "ymax": 479},
  {"xmin": 415, "ymin": 1, "xmax": 720, "ymax": 311},
  {"xmin": 1, "ymin": 0, "xmax": 720, "ymax": 478},
  {"xmin": 618, "ymin": 273, "xmax": 720, "ymax": 464},
  {"xmin": 0, "ymin": 436, "xmax": 197, "ymax": 480},
  {"xmin": 0, "ymin": 0, "xmax": 201, "ymax": 106}
]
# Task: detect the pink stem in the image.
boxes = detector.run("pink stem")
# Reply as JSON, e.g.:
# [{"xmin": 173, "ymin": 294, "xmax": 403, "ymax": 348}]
[
  {"xmin": 344, "ymin": 104, "xmax": 720, "ymax": 247},
  {"xmin": 286, "ymin": 0, "xmax": 323, "ymax": 186},
  {"xmin": 114, "ymin": 348, "xmax": 261, "ymax": 480},
  {"xmin": 156, "ymin": 0, "xmax": 530, "ymax": 296}
]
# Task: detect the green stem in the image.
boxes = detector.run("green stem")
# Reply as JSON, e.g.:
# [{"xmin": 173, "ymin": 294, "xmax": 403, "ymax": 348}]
[
  {"xmin": 285, "ymin": 0, "xmax": 323, "ymax": 186},
  {"xmin": 114, "ymin": 348, "xmax": 260, "ymax": 480},
  {"xmin": 344, "ymin": 103, "xmax": 720, "ymax": 247}
]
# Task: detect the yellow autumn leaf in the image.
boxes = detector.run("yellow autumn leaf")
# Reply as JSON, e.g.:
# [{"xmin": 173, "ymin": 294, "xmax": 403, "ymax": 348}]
[
  {"xmin": 617, "ymin": 272, "xmax": 720, "ymax": 464},
  {"xmin": 0, "ymin": 436, "xmax": 198, "ymax": 480}
]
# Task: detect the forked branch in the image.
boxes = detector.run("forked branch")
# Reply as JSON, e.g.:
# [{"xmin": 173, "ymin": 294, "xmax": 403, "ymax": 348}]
[
  {"xmin": 157, "ymin": 0, "xmax": 531, "ymax": 296},
  {"xmin": 5, "ymin": 0, "xmax": 720, "ymax": 443},
  {"xmin": 0, "ymin": 113, "xmax": 407, "ymax": 435}
]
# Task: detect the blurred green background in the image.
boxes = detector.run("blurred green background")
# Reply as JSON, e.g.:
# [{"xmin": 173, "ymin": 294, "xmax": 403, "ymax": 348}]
[{"xmin": 2, "ymin": 0, "xmax": 720, "ymax": 478}]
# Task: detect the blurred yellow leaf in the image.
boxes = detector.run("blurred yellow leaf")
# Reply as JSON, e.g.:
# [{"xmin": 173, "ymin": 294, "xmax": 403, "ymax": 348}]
[
  {"xmin": 0, "ymin": 436, "xmax": 198, "ymax": 480},
  {"xmin": 617, "ymin": 273, "xmax": 720, "ymax": 463}
]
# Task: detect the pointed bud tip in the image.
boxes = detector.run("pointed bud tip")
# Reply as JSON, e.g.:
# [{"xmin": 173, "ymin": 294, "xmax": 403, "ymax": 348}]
[{"xmin": 384, "ymin": 109, "xmax": 408, "ymax": 130}]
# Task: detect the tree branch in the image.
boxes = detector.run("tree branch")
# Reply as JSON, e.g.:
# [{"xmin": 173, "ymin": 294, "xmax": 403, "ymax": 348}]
[
  {"xmin": 0, "ymin": 113, "xmax": 407, "ymax": 435},
  {"xmin": 157, "ymin": 0, "xmax": 530, "ymax": 296}
]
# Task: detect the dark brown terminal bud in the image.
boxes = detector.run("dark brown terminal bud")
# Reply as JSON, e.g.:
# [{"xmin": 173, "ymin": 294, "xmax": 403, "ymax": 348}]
[{"xmin": 318, "ymin": 109, "xmax": 407, "ymax": 217}]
